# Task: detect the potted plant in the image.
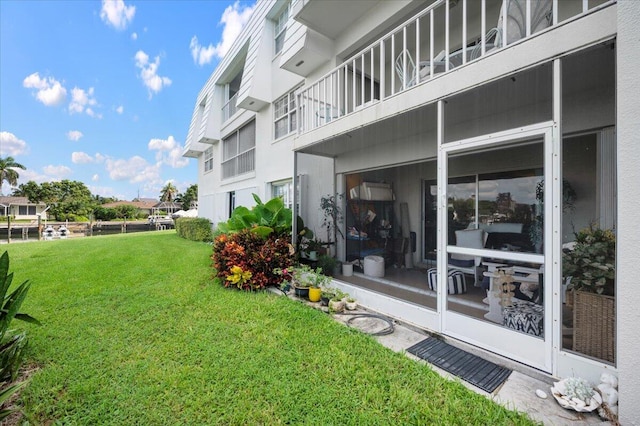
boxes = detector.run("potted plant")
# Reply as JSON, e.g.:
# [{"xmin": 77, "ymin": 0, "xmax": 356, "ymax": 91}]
[
  {"xmin": 329, "ymin": 289, "xmax": 347, "ymax": 313},
  {"xmin": 345, "ymin": 296, "xmax": 357, "ymax": 311},
  {"xmin": 563, "ymin": 225, "xmax": 615, "ymax": 363},
  {"xmin": 320, "ymin": 193, "xmax": 344, "ymax": 251},
  {"xmin": 321, "ymin": 288, "xmax": 335, "ymax": 306},
  {"xmin": 306, "ymin": 239, "xmax": 322, "ymax": 261},
  {"xmin": 308, "ymin": 267, "xmax": 329, "ymax": 302},
  {"xmin": 287, "ymin": 264, "xmax": 312, "ymax": 298},
  {"xmin": 317, "ymin": 254, "xmax": 338, "ymax": 277}
]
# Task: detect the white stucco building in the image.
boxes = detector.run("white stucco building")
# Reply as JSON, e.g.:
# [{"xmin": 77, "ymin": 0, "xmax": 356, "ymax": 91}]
[{"xmin": 184, "ymin": 1, "xmax": 639, "ymax": 422}]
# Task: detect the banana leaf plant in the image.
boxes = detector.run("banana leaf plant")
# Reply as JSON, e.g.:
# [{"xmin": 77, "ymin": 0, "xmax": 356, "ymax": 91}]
[{"xmin": 217, "ymin": 194, "xmax": 294, "ymax": 238}]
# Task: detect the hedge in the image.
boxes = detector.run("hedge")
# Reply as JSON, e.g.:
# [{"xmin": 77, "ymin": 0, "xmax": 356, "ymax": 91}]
[{"xmin": 175, "ymin": 217, "xmax": 213, "ymax": 242}]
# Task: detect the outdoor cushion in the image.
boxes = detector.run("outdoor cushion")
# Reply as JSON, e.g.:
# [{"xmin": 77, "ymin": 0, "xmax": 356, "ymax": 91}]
[{"xmin": 427, "ymin": 268, "xmax": 467, "ymax": 294}]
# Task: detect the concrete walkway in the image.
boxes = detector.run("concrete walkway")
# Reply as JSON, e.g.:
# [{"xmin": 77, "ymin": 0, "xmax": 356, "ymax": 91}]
[
  {"xmin": 272, "ymin": 288, "xmax": 612, "ymax": 426},
  {"xmin": 331, "ymin": 308, "xmax": 610, "ymax": 426}
]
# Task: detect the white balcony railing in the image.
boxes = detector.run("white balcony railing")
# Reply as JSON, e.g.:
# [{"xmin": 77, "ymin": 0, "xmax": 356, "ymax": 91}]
[
  {"xmin": 297, "ymin": 0, "xmax": 613, "ymax": 135},
  {"xmin": 222, "ymin": 93, "xmax": 239, "ymax": 122},
  {"xmin": 221, "ymin": 148, "xmax": 255, "ymax": 179}
]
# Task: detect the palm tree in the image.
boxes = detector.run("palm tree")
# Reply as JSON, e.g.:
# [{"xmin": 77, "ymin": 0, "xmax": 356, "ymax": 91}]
[
  {"xmin": 159, "ymin": 182, "xmax": 178, "ymax": 202},
  {"xmin": 0, "ymin": 156, "xmax": 26, "ymax": 195}
]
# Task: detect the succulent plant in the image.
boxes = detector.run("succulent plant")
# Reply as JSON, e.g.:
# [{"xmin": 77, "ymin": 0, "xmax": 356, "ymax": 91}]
[{"xmin": 563, "ymin": 377, "xmax": 594, "ymax": 402}]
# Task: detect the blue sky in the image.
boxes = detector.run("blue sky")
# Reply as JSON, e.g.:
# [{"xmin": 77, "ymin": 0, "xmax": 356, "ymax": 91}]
[{"xmin": 1, "ymin": 0, "xmax": 255, "ymax": 200}]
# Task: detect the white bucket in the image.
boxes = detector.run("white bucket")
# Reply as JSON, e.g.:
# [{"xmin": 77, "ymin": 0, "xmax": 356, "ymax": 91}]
[
  {"xmin": 364, "ymin": 255, "xmax": 385, "ymax": 277},
  {"xmin": 342, "ymin": 263, "xmax": 354, "ymax": 276}
]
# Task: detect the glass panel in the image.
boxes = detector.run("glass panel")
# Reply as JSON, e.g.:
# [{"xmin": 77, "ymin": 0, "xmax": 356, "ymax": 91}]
[
  {"xmin": 446, "ymin": 140, "xmax": 544, "ymax": 339},
  {"xmin": 275, "ymin": 117, "xmax": 288, "ymax": 139},
  {"xmin": 561, "ymin": 133, "xmax": 616, "ymax": 364},
  {"xmin": 223, "ymin": 133, "xmax": 238, "ymax": 161},
  {"xmin": 238, "ymin": 120, "xmax": 256, "ymax": 152}
]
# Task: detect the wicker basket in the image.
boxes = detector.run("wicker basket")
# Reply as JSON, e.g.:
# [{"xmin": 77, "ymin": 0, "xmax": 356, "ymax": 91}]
[{"xmin": 573, "ymin": 290, "xmax": 615, "ymax": 364}]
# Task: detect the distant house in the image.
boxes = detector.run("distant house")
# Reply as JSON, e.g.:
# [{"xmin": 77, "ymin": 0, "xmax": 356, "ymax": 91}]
[{"xmin": 0, "ymin": 196, "xmax": 48, "ymax": 220}]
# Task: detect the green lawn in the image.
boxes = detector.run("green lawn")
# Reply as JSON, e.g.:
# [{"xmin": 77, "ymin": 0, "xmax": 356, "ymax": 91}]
[{"xmin": 3, "ymin": 232, "xmax": 536, "ymax": 425}]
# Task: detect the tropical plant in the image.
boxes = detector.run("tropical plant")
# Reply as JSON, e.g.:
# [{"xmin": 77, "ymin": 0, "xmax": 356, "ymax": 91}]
[
  {"xmin": 217, "ymin": 194, "xmax": 293, "ymax": 239},
  {"xmin": 320, "ymin": 193, "xmax": 344, "ymax": 243},
  {"xmin": 0, "ymin": 157, "xmax": 26, "ymax": 195},
  {"xmin": 0, "ymin": 251, "xmax": 40, "ymax": 418},
  {"xmin": 212, "ymin": 230, "xmax": 294, "ymax": 291},
  {"xmin": 178, "ymin": 184, "xmax": 198, "ymax": 210},
  {"xmin": 563, "ymin": 225, "xmax": 615, "ymax": 296},
  {"xmin": 160, "ymin": 182, "xmax": 178, "ymax": 202}
]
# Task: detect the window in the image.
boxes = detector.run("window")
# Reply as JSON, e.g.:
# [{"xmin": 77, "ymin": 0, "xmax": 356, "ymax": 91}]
[
  {"xmin": 274, "ymin": 89, "xmax": 297, "ymax": 139},
  {"xmin": 272, "ymin": 181, "xmax": 293, "ymax": 209},
  {"xmin": 204, "ymin": 147, "xmax": 214, "ymax": 173},
  {"xmin": 274, "ymin": 2, "xmax": 289, "ymax": 55},
  {"xmin": 17, "ymin": 206, "xmax": 36, "ymax": 215},
  {"xmin": 222, "ymin": 120, "xmax": 256, "ymax": 179}
]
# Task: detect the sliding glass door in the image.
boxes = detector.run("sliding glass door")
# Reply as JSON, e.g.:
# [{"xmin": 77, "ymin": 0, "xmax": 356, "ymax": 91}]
[{"xmin": 437, "ymin": 124, "xmax": 554, "ymax": 372}]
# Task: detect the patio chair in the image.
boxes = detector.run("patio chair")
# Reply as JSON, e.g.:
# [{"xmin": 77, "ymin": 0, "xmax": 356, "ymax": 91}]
[
  {"xmin": 395, "ymin": 49, "xmax": 417, "ymax": 88},
  {"xmin": 448, "ymin": 228, "xmax": 488, "ymax": 286}
]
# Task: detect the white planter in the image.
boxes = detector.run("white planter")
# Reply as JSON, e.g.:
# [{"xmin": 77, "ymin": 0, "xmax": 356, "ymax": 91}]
[{"xmin": 342, "ymin": 263, "xmax": 353, "ymax": 276}]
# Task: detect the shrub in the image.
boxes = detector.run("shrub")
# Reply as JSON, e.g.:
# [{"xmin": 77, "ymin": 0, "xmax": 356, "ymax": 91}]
[
  {"xmin": 216, "ymin": 194, "xmax": 293, "ymax": 239},
  {"xmin": 176, "ymin": 218, "xmax": 213, "ymax": 242},
  {"xmin": 212, "ymin": 230, "xmax": 294, "ymax": 291},
  {"xmin": 0, "ymin": 251, "xmax": 40, "ymax": 419}
]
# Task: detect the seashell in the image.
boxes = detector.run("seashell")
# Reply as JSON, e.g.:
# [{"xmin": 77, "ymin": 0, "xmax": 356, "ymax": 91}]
[
  {"xmin": 535, "ymin": 389, "xmax": 548, "ymax": 399},
  {"xmin": 572, "ymin": 397, "xmax": 586, "ymax": 407}
]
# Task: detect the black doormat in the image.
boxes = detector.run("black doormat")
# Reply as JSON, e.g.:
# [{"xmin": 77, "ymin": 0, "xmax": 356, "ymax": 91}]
[{"xmin": 407, "ymin": 337, "xmax": 512, "ymax": 393}]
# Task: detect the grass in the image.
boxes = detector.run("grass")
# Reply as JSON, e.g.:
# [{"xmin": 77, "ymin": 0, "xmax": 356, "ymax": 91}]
[{"xmin": 3, "ymin": 232, "xmax": 536, "ymax": 425}]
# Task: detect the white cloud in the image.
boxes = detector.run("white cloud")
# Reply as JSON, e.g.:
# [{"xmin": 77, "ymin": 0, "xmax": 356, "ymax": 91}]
[
  {"xmin": 131, "ymin": 32, "xmax": 138, "ymax": 40},
  {"xmin": 105, "ymin": 155, "xmax": 161, "ymax": 184},
  {"xmin": 134, "ymin": 50, "xmax": 172, "ymax": 98},
  {"xmin": 218, "ymin": 2, "xmax": 255, "ymax": 57},
  {"xmin": 67, "ymin": 130, "xmax": 84, "ymax": 141},
  {"xmin": 116, "ymin": 105, "xmax": 124, "ymax": 114},
  {"xmin": 92, "ymin": 174, "xmax": 100, "ymax": 182},
  {"xmin": 95, "ymin": 153, "xmax": 106, "ymax": 164},
  {"xmin": 43, "ymin": 165, "xmax": 73, "ymax": 179},
  {"xmin": 69, "ymin": 87, "xmax": 101, "ymax": 118},
  {"xmin": 100, "ymin": 0, "xmax": 135, "ymax": 30},
  {"xmin": 189, "ymin": 36, "xmax": 217, "ymax": 66},
  {"xmin": 148, "ymin": 135, "xmax": 189, "ymax": 168},
  {"xmin": 71, "ymin": 152, "xmax": 94, "ymax": 164},
  {"xmin": 0, "ymin": 131, "xmax": 29, "ymax": 156},
  {"xmin": 23, "ymin": 72, "xmax": 67, "ymax": 106}
]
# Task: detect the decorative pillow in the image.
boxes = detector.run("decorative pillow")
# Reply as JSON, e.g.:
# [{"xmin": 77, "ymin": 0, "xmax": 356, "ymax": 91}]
[{"xmin": 427, "ymin": 268, "xmax": 467, "ymax": 294}]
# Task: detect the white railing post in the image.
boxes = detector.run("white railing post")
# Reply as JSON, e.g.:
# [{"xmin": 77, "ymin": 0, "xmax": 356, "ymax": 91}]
[
  {"xmin": 445, "ymin": 0, "xmax": 450, "ymax": 71},
  {"xmin": 370, "ymin": 47, "xmax": 375, "ymax": 101},
  {"xmin": 352, "ymin": 58, "xmax": 356, "ymax": 112},
  {"xmin": 462, "ymin": 0, "xmax": 467, "ymax": 64},
  {"xmin": 344, "ymin": 65, "xmax": 349, "ymax": 113},
  {"xmin": 501, "ymin": 0, "xmax": 507, "ymax": 47},
  {"xmin": 430, "ymin": 9, "xmax": 434, "ymax": 79},
  {"xmin": 379, "ymin": 40, "xmax": 385, "ymax": 100},
  {"xmin": 416, "ymin": 17, "xmax": 421, "ymax": 84},
  {"xmin": 481, "ymin": 0, "xmax": 486, "ymax": 56},
  {"xmin": 402, "ymin": 26, "xmax": 407, "ymax": 90},
  {"xmin": 361, "ymin": 53, "xmax": 365, "ymax": 106},
  {"xmin": 391, "ymin": 33, "xmax": 396, "ymax": 94}
]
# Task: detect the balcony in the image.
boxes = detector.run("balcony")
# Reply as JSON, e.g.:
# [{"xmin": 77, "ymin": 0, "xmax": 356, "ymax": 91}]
[
  {"xmin": 222, "ymin": 92, "xmax": 239, "ymax": 123},
  {"xmin": 296, "ymin": 0, "xmax": 613, "ymax": 136}
]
